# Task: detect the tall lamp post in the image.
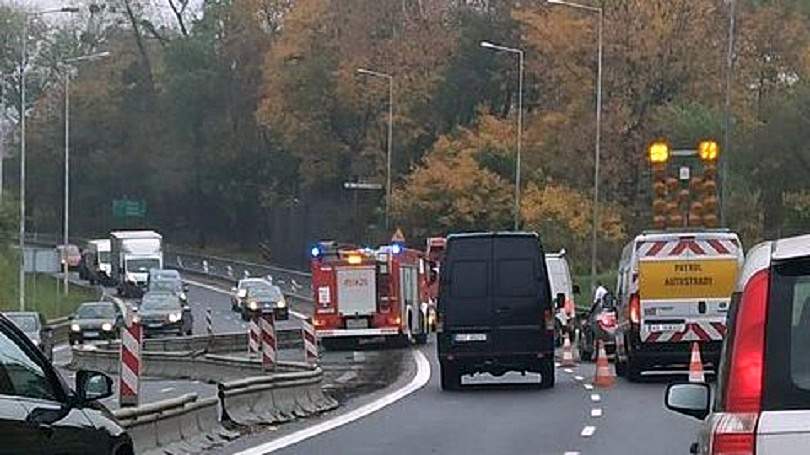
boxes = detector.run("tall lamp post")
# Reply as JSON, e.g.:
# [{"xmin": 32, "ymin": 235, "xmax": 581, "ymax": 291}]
[
  {"xmin": 357, "ymin": 68, "xmax": 394, "ymax": 232},
  {"xmin": 480, "ymin": 41, "xmax": 524, "ymax": 231},
  {"xmin": 19, "ymin": 6, "xmax": 80, "ymax": 310},
  {"xmin": 721, "ymin": 0, "xmax": 736, "ymax": 227},
  {"xmin": 0, "ymin": 72, "xmax": 15, "ymax": 202},
  {"xmin": 547, "ymin": 0, "xmax": 604, "ymax": 293},
  {"xmin": 59, "ymin": 51, "xmax": 111, "ymax": 295}
]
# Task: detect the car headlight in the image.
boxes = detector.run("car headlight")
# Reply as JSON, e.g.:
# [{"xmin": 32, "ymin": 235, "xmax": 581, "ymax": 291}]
[
  {"xmin": 277, "ymin": 297, "xmax": 287, "ymax": 308},
  {"xmin": 237, "ymin": 289, "xmax": 247, "ymax": 298},
  {"xmin": 71, "ymin": 324, "xmax": 81, "ymax": 332},
  {"xmin": 168, "ymin": 312, "xmax": 182, "ymax": 323},
  {"xmin": 180, "ymin": 292, "xmax": 188, "ymax": 301},
  {"xmin": 248, "ymin": 301, "xmax": 259, "ymax": 311},
  {"xmin": 102, "ymin": 323, "xmax": 113, "ymax": 331}
]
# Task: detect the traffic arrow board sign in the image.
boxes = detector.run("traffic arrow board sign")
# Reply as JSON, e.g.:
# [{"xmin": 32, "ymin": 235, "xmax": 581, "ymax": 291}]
[{"xmin": 343, "ymin": 182, "xmax": 383, "ymax": 190}]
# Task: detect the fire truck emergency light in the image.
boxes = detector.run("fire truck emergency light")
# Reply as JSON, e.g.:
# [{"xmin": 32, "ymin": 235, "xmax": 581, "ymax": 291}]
[
  {"xmin": 391, "ymin": 243, "xmax": 403, "ymax": 255},
  {"xmin": 347, "ymin": 255, "xmax": 363, "ymax": 265},
  {"xmin": 310, "ymin": 246, "xmax": 321, "ymax": 258}
]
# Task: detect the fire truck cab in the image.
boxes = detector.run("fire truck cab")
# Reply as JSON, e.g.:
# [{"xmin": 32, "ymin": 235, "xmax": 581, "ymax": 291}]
[
  {"xmin": 421, "ymin": 237, "xmax": 446, "ymax": 331},
  {"xmin": 310, "ymin": 241, "xmax": 429, "ymax": 346}
]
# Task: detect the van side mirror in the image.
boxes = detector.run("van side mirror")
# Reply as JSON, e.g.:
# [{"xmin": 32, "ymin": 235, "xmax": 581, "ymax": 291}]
[
  {"xmin": 665, "ymin": 383, "xmax": 711, "ymax": 420},
  {"xmin": 572, "ymin": 284, "xmax": 581, "ymax": 295},
  {"xmin": 555, "ymin": 293, "xmax": 566, "ymax": 310}
]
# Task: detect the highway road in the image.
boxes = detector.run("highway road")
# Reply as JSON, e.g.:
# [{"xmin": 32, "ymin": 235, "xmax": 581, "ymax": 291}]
[{"xmin": 224, "ymin": 344, "xmax": 702, "ymax": 455}]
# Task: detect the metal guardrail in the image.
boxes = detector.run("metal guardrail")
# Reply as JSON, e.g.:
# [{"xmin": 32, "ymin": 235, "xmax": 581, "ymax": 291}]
[{"xmin": 165, "ymin": 248, "xmax": 312, "ymax": 302}]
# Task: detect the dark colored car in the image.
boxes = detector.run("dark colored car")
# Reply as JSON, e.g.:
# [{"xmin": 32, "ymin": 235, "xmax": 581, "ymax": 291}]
[
  {"xmin": 578, "ymin": 292, "xmax": 618, "ymax": 361},
  {"xmin": 243, "ymin": 285, "xmax": 288, "ymax": 321},
  {"xmin": 0, "ymin": 313, "xmax": 133, "ymax": 454},
  {"xmin": 69, "ymin": 302, "xmax": 124, "ymax": 345},
  {"xmin": 147, "ymin": 269, "xmax": 188, "ymax": 304},
  {"xmin": 138, "ymin": 291, "xmax": 193, "ymax": 337},
  {"xmin": 231, "ymin": 278, "xmax": 273, "ymax": 315},
  {"xmin": 2, "ymin": 312, "xmax": 54, "ymax": 361},
  {"xmin": 436, "ymin": 232, "xmax": 562, "ymax": 390}
]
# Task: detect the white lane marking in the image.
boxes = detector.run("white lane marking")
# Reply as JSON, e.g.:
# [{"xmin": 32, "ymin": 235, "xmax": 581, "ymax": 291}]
[
  {"xmin": 573, "ymin": 375, "xmax": 584, "ymax": 381},
  {"xmin": 590, "ymin": 393, "xmax": 601, "ymax": 402},
  {"xmin": 581, "ymin": 426, "xmax": 596, "ymax": 438},
  {"xmin": 53, "ymin": 344, "xmax": 70, "ymax": 353},
  {"xmin": 564, "ymin": 452, "xmax": 581, "ymax": 455},
  {"xmin": 160, "ymin": 387, "xmax": 175, "ymax": 393},
  {"xmin": 591, "ymin": 408, "xmax": 603, "ymax": 418},
  {"xmin": 184, "ymin": 279, "xmax": 309, "ymax": 321},
  {"xmin": 235, "ymin": 349, "xmax": 431, "ymax": 454},
  {"xmin": 563, "ymin": 368, "xmax": 574, "ymax": 374},
  {"xmin": 555, "ymin": 362, "xmax": 561, "ymax": 368},
  {"xmin": 583, "ymin": 383, "xmax": 594, "ymax": 390}
]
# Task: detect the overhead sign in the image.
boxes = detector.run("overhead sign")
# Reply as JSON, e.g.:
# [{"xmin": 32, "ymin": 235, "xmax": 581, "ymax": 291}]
[
  {"xmin": 113, "ymin": 199, "xmax": 146, "ymax": 218},
  {"xmin": 343, "ymin": 182, "xmax": 383, "ymax": 190}
]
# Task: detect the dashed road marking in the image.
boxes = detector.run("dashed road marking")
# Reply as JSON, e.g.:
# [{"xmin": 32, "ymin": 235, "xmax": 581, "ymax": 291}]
[
  {"xmin": 563, "ymin": 368, "xmax": 574, "ymax": 374},
  {"xmin": 564, "ymin": 452, "xmax": 581, "ymax": 455},
  {"xmin": 573, "ymin": 375, "xmax": 584, "ymax": 381},
  {"xmin": 583, "ymin": 383, "xmax": 594, "ymax": 390},
  {"xmin": 555, "ymin": 362, "xmax": 561, "ymax": 368},
  {"xmin": 160, "ymin": 387, "xmax": 175, "ymax": 393},
  {"xmin": 581, "ymin": 426, "xmax": 596, "ymax": 438},
  {"xmin": 591, "ymin": 408, "xmax": 603, "ymax": 418},
  {"xmin": 590, "ymin": 393, "xmax": 601, "ymax": 402}
]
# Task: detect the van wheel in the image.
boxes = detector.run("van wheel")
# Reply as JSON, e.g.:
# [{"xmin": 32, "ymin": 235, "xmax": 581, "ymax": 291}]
[
  {"xmin": 626, "ymin": 351, "xmax": 643, "ymax": 382},
  {"xmin": 440, "ymin": 362, "xmax": 461, "ymax": 390},
  {"xmin": 615, "ymin": 356, "xmax": 627, "ymax": 377},
  {"xmin": 539, "ymin": 358, "xmax": 555, "ymax": 389},
  {"xmin": 414, "ymin": 333, "xmax": 428, "ymax": 345}
]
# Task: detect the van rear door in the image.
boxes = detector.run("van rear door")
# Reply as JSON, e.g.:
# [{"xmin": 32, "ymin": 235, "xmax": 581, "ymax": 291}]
[
  {"xmin": 490, "ymin": 235, "xmax": 549, "ymax": 353},
  {"xmin": 444, "ymin": 236, "xmax": 492, "ymax": 329}
]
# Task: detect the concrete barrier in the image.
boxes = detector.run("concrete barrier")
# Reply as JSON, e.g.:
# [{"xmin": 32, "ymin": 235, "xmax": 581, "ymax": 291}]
[
  {"xmin": 219, "ymin": 368, "xmax": 338, "ymax": 427},
  {"xmin": 113, "ymin": 393, "xmax": 236, "ymax": 455}
]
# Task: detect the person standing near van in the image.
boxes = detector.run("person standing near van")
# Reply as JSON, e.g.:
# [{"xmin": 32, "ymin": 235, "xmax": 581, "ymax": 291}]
[{"xmin": 593, "ymin": 281, "xmax": 608, "ymax": 305}]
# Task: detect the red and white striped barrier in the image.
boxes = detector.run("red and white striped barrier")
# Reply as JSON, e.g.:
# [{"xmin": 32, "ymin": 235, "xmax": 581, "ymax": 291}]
[
  {"xmin": 260, "ymin": 312, "xmax": 277, "ymax": 371},
  {"xmin": 248, "ymin": 315, "xmax": 260, "ymax": 354},
  {"xmin": 119, "ymin": 319, "xmax": 143, "ymax": 407},
  {"xmin": 206, "ymin": 308, "xmax": 213, "ymax": 337},
  {"xmin": 302, "ymin": 318, "xmax": 319, "ymax": 365}
]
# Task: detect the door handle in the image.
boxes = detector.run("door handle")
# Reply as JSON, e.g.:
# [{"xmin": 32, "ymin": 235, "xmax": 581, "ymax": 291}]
[{"xmin": 495, "ymin": 307, "xmax": 510, "ymax": 314}]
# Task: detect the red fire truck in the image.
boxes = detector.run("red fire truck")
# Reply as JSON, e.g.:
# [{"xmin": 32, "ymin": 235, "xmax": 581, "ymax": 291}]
[
  {"xmin": 310, "ymin": 241, "xmax": 429, "ymax": 346},
  {"xmin": 421, "ymin": 237, "xmax": 446, "ymax": 331}
]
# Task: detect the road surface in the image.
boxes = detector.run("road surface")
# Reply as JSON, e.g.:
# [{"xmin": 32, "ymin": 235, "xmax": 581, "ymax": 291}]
[{"xmin": 224, "ymin": 344, "xmax": 702, "ymax": 455}]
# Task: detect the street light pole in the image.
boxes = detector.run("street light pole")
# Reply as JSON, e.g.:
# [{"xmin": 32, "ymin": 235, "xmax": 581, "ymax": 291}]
[
  {"xmin": 721, "ymin": 0, "xmax": 736, "ymax": 227},
  {"xmin": 547, "ymin": 0, "xmax": 604, "ymax": 293},
  {"xmin": 357, "ymin": 68, "xmax": 394, "ymax": 232},
  {"xmin": 18, "ymin": 6, "xmax": 80, "ymax": 311},
  {"xmin": 480, "ymin": 41, "xmax": 525, "ymax": 230},
  {"xmin": 59, "ymin": 52, "xmax": 111, "ymax": 295}
]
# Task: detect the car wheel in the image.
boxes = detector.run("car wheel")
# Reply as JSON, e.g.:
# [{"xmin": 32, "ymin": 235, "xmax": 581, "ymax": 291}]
[
  {"xmin": 440, "ymin": 361, "xmax": 461, "ymax": 391},
  {"xmin": 241, "ymin": 310, "xmax": 249, "ymax": 322},
  {"xmin": 539, "ymin": 357, "xmax": 555, "ymax": 389}
]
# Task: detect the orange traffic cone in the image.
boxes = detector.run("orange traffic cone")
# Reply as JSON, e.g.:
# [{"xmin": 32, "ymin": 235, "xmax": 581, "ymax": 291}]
[
  {"xmin": 593, "ymin": 340, "xmax": 615, "ymax": 388},
  {"xmin": 560, "ymin": 333, "xmax": 577, "ymax": 367},
  {"xmin": 688, "ymin": 342, "xmax": 705, "ymax": 383}
]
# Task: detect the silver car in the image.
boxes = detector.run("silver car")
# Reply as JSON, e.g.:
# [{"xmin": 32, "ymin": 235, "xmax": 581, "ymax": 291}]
[{"xmin": 665, "ymin": 233, "xmax": 810, "ymax": 454}]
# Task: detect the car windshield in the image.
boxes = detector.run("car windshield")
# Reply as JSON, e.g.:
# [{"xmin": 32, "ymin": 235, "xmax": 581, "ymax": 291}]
[
  {"xmin": 127, "ymin": 259, "xmax": 161, "ymax": 273},
  {"xmin": 250, "ymin": 287, "xmax": 282, "ymax": 301},
  {"xmin": 150, "ymin": 279, "xmax": 181, "ymax": 293},
  {"xmin": 4, "ymin": 315, "xmax": 38, "ymax": 332},
  {"xmin": 141, "ymin": 295, "xmax": 180, "ymax": 311},
  {"xmin": 76, "ymin": 304, "xmax": 116, "ymax": 319}
]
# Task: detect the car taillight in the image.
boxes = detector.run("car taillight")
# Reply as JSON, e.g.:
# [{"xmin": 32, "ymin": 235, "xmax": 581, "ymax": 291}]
[
  {"xmin": 711, "ymin": 412, "xmax": 758, "ymax": 455},
  {"xmin": 629, "ymin": 293, "xmax": 640, "ymax": 325},
  {"xmin": 711, "ymin": 269, "xmax": 769, "ymax": 455},
  {"xmin": 597, "ymin": 311, "xmax": 617, "ymax": 330}
]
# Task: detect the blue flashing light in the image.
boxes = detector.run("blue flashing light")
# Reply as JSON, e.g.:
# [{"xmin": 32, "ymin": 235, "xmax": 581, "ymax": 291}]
[
  {"xmin": 391, "ymin": 243, "xmax": 403, "ymax": 255},
  {"xmin": 310, "ymin": 246, "xmax": 321, "ymax": 258}
]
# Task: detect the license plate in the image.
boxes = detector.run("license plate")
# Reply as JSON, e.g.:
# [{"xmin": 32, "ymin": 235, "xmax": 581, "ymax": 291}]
[
  {"xmin": 147, "ymin": 324, "xmax": 162, "ymax": 329},
  {"xmin": 454, "ymin": 333, "xmax": 487, "ymax": 342},
  {"xmin": 84, "ymin": 331, "xmax": 98, "ymax": 338},
  {"xmin": 649, "ymin": 324, "xmax": 684, "ymax": 333},
  {"xmin": 345, "ymin": 318, "xmax": 368, "ymax": 329}
]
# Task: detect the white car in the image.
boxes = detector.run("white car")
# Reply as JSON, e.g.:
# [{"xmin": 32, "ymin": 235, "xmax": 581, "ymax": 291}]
[{"xmin": 665, "ymin": 233, "xmax": 810, "ymax": 455}]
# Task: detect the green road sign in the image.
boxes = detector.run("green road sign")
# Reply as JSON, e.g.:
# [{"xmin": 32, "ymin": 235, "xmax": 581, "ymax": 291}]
[{"xmin": 112, "ymin": 199, "xmax": 146, "ymax": 218}]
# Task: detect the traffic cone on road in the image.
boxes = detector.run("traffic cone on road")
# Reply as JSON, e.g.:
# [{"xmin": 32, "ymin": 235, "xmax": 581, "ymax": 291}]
[
  {"xmin": 688, "ymin": 342, "xmax": 705, "ymax": 383},
  {"xmin": 560, "ymin": 333, "xmax": 577, "ymax": 367},
  {"xmin": 593, "ymin": 341, "xmax": 615, "ymax": 388}
]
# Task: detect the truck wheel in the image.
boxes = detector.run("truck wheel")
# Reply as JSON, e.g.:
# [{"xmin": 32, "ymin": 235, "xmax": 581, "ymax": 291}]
[
  {"xmin": 440, "ymin": 362, "xmax": 461, "ymax": 391},
  {"xmin": 539, "ymin": 357, "xmax": 555, "ymax": 389},
  {"xmin": 415, "ymin": 332, "xmax": 428, "ymax": 345},
  {"xmin": 626, "ymin": 350, "xmax": 643, "ymax": 382}
]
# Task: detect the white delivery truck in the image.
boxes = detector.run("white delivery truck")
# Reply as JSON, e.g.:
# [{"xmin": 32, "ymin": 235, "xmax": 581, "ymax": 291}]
[
  {"xmin": 110, "ymin": 231, "xmax": 163, "ymax": 297},
  {"xmin": 83, "ymin": 239, "xmax": 112, "ymax": 285}
]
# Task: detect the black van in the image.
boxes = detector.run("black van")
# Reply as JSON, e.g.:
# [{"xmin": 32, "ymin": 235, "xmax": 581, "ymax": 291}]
[{"xmin": 436, "ymin": 232, "xmax": 561, "ymax": 390}]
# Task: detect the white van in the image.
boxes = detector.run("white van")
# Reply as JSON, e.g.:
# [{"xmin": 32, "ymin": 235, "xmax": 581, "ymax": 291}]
[{"xmin": 546, "ymin": 250, "xmax": 578, "ymax": 339}]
